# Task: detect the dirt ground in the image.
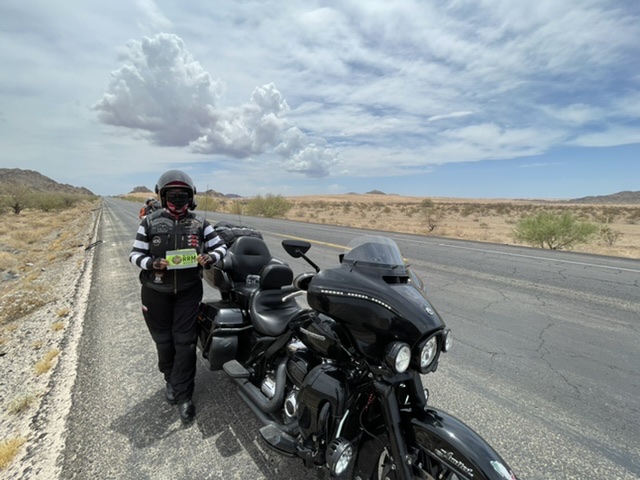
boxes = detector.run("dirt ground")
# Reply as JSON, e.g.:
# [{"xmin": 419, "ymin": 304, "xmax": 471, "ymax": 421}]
[
  {"xmin": 125, "ymin": 192, "xmax": 639, "ymax": 259},
  {"xmin": 283, "ymin": 194, "xmax": 640, "ymax": 259}
]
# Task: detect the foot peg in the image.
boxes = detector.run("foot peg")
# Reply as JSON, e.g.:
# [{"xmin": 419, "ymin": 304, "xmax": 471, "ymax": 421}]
[
  {"xmin": 223, "ymin": 359, "xmax": 250, "ymax": 378},
  {"xmin": 259, "ymin": 424, "xmax": 298, "ymax": 455}
]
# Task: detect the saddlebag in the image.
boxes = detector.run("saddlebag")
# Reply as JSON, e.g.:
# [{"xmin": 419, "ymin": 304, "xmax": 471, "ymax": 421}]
[{"xmin": 197, "ymin": 300, "xmax": 250, "ymax": 370}]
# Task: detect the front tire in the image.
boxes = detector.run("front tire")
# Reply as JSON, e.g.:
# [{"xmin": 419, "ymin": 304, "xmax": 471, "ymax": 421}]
[{"xmin": 356, "ymin": 433, "xmax": 472, "ymax": 480}]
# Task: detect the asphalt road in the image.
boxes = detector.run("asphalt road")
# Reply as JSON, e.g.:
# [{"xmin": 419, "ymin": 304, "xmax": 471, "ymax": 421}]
[{"xmin": 59, "ymin": 197, "xmax": 640, "ymax": 480}]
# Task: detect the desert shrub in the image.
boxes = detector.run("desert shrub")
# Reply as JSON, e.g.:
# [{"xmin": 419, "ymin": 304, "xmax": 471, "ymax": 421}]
[
  {"xmin": 228, "ymin": 200, "xmax": 245, "ymax": 215},
  {"xmin": 0, "ymin": 185, "xmax": 32, "ymax": 214},
  {"xmin": 626, "ymin": 209, "xmax": 640, "ymax": 225},
  {"xmin": 514, "ymin": 212, "xmax": 598, "ymax": 250},
  {"xmin": 598, "ymin": 225, "xmax": 623, "ymax": 246},
  {"xmin": 0, "ymin": 436, "xmax": 26, "ymax": 470},
  {"xmin": 245, "ymin": 194, "xmax": 292, "ymax": 218},
  {"xmin": 34, "ymin": 348, "xmax": 60, "ymax": 375},
  {"xmin": 197, "ymin": 195, "xmax": 221, "ymax": 212},
  {"xmin": 460, "ymin": 205, "xmax": 476, "ymax": 217},
  {"xmin": 420, "ymin": 199, "xmax": 434, "ymax": 209}
]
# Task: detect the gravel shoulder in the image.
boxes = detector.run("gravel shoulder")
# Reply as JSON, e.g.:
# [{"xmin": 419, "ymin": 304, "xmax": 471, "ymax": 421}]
[{"xmin": 0, "ymin": 204, "xmax": 101, "ymax": 478}]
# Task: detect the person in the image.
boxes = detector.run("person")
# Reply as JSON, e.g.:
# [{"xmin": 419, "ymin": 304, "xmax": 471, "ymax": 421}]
[
  {"xmin": 129, "ymin": 170, "xmax": 227, "ymax": 423},
  {"xmin": 138, "ymin": 197, "xmax": 154, "ymax": 219},
  {"xmin": 138, "ymin": 197, "xmax": 160, "ymax": 219}
]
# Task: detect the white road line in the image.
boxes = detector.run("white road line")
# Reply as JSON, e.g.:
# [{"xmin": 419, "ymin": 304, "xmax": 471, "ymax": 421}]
[{"xmin": 432, "ymin": 242, "xmax": 640, "ymax": 273}]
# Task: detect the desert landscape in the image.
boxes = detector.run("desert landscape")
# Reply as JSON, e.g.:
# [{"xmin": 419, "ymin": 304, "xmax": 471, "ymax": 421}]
[
  {"xmin": 0, "ymin": 187, "xmax": 638, "ymax": 473},
  {"xmin": 125, "ymin": 191, "xmax": 640, "ymax": 259},
  {"xmin": 281, "ymin": 194, "xmax": 640, "ymax": 258}
]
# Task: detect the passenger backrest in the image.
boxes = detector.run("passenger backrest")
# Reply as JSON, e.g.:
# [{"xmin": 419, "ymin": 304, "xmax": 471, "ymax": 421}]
[
  {"xmin": 223, "ymin": 236, "xmax": 272, "ymax": 282},
  {"xmin": 259, "ymin": 263, "xmax": 294, "ymax": 290}
]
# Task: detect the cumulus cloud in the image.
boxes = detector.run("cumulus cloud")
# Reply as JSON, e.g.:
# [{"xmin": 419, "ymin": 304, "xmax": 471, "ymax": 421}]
[{"xmin": 94, "ymin": 33, "xmax": 337, "ymax": 177}]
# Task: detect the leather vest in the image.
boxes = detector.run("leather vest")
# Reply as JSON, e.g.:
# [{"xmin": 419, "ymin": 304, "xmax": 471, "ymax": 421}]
[{"xmin": 141, "ymin": 211, "xmax": 205, "ymax": 293}]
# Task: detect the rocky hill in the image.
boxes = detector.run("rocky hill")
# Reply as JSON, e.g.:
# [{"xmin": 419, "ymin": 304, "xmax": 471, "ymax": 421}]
[
  {"xmin": 127, "ymin": 186, "xmax": 241, "ymax": 198},
  {"xmin": 568, "ymin": 191, "xmax": 640, "ymax": 204},
  {"xmin": 0, "ymin": 168, "xmax": 95, "ymax": 196}
]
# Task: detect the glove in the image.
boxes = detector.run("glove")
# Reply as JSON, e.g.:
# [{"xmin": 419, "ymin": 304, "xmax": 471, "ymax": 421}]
[
  {"xmin": 198, "ymin": 254, "xmax": 215, "ymax": 269},
  {"xmin": 152, "ymin": 257, "xmax": 166, "ymax": 270}
]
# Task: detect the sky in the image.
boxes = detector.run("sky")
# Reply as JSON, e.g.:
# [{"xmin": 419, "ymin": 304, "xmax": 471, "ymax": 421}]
[{"xmin": 1, "ymin": 0, "xmax": 639, "ymax": 199}]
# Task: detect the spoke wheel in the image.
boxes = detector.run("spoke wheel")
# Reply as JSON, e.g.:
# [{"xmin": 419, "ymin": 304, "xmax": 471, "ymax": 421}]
[{"xmin": 360, "ymin": 434, "xmax": 469, "ymax": 480}]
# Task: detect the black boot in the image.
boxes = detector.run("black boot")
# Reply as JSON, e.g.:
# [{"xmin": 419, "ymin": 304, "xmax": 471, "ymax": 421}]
[
  {"xmin": 178, "ymin": 399, "xmax": 195, "ymax": 424},
  {"xmin": 165, "ymin": 383, "xmax": 177, "ymax": 404}
]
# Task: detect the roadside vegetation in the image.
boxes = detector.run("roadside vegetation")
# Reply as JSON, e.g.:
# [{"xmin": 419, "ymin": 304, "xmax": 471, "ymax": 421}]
[
  {"xmin": 123, "ymin": 192, "xmax": 639, "ymax": 258},
  {"xmin": 0, "ymin": 192, "xmax": 98, "ymax": 472}
]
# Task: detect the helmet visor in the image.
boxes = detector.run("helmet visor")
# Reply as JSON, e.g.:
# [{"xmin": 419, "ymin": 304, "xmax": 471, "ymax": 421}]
[{"xmin": 165, "ymin": 190, "xmax": 191, "ymax": 206}]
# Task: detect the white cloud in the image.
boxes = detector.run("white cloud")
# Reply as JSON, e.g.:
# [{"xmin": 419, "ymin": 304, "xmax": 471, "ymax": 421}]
[
  {"xmin": 94, "ymin": 33, "xmax": 337, "ymax": 176},
  {"xmin": 135, "ymin": 0, "xmax": 172, "ymax": 32},
  {"xmin": 1, "ymin": 1, "xmax": 639, "ymax": 196}
]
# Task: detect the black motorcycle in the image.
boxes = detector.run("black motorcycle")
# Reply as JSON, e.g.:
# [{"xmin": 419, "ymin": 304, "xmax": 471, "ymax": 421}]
[{"xmin": 198, "ymin": 230, "xmax": 518, "ymax": 480}]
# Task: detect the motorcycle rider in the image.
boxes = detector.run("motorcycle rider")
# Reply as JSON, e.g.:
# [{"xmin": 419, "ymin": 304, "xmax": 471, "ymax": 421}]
[
  {"xmin": 129, "ymin": 169, "xmax": 227, "ymax": 423},
  {"xmin": 139, "ymin": 197, "xmax": 161, "ymax": 219}
]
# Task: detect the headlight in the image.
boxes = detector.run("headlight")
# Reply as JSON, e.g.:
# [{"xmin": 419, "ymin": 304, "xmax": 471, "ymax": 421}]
[
  {"xmin": 419, "ymin": 336, "xmax": 438, "ymax": 370},
  {"xmin": 385, "ymin": 342, "xmax": 411, "ymax": 373}
]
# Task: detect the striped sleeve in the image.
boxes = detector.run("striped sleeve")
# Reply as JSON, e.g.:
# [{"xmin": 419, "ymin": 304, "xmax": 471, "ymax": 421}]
[
  {"xmin": 203, "ymin": 221, "xmax": 227, "ymax": 263},
  {"xmin": 129, "ymin": 221, "xmax": 154, "ymax": 270}
]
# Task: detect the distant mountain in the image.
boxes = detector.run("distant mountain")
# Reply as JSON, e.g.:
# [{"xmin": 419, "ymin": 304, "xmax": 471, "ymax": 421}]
[
  {"xmin": 125, "ymin": 186, "xmax": 242, "ymax": 198},
  {"xmin": 130, "ymin": 186, "xmax": 153, "ymax": 194},
  {"xmin": 0, "ymin": 168, "xmax": 95, "ymax": 196},
  {"xmin": 568, "ymin": 191, "xmax": 640, "ymax": 204}
]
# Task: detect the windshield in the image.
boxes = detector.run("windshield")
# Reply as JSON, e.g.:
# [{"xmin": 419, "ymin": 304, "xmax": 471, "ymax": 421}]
[{"xmin": 343, "ymin": 236, "xmax": 404, "ymax": 267}]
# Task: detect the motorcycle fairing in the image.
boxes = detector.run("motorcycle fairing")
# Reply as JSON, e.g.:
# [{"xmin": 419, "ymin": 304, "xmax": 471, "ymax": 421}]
[
  {"xmin": 307, "ymin": 263, "xmax": 445, "ymax": 362},
  {"xmin": 411, "ymin": 408, "xmax": 518, "ymax": 480}
]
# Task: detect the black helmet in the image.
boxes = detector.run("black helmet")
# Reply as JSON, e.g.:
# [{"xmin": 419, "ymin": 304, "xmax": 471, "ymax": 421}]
[{"xmin": 155, "ymin": 170, "xmax": 197, "ymax": 209}]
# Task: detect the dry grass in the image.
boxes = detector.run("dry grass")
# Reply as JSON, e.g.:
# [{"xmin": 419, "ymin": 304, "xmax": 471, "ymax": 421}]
[
  {"xmin": 0, "ymin": 437, "xmax": 26, "ymax": 471},
  {"xmin": 0, "ymin": 200, "xmax": 96, "ymax": 326},
  {"xmin": 34, "ymin": 348, "xmax": 60, "ymax": 375},
  {"xmin": 126, "ymin": 192, "xmax": 640, "ymax": 257},
  {"xmin": 281, "ymin": 195, "xmax": 640, "ymax": 259},
  {"xmin": 0, "ymin": 199, "xmax": 98, "ymax": 474},
  {"xmin": 7, "ymin": 393, "xmax": 39, "ymax": 415},
  {"xmin": 51, "ymin": 321, "xmax": 65, "ymax": 331}
]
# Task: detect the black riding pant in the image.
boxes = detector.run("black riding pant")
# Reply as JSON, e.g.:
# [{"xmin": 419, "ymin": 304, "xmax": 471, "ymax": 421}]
[{"xmin": 141, "ymin": 282, "xmax": 203, "ymax": 403}]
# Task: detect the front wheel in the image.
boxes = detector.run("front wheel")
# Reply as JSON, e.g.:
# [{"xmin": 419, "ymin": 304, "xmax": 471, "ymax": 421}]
[{"xmin": 355, "ymin": 433, "xmax": 470, "ymax": 480}]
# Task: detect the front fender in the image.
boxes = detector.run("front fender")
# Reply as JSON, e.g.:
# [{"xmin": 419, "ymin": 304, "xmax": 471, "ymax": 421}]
[{"xmin": 412, "ymin": 407, "xmax": 518, "ymax": 480}]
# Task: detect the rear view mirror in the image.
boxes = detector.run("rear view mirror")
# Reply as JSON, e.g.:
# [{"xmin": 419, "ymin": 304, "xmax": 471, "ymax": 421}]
[{"xmin": 282, "ymin": 239, "xmax": 311, "ymax": 258}]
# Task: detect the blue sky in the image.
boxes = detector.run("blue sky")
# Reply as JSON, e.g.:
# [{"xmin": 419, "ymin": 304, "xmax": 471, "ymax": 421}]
[{"xmin": 1, "ymin": 1, "xmax": 638, "ymax": 199}]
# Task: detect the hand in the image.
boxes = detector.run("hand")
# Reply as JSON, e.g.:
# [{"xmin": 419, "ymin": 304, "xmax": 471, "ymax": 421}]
[
  {"xmin": 197, "ymin": 254, "xmax": 215, "ymax": 269},
  {"xmin": 152, "ymin": 257, "xmax": 168, "ymax": 270}
]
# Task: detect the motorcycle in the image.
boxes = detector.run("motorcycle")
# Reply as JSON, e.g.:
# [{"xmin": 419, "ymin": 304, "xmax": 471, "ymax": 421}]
[{"xmin": 197, "ymin": 229, "xmax": 518, "ymax": 480}]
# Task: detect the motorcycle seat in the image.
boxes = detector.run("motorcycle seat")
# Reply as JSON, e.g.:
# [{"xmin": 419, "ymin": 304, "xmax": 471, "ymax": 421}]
[
  {"xmin": 250, "ymin": 263, "xmax": 302, "ymax": 337},
  {"xmin": 223, "ymin": 236, "xmax": 273, "ymax": 283}
]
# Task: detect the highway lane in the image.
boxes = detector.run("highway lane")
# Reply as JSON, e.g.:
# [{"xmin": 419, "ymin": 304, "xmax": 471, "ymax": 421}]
[{"xmin": 60, "ymin": 198, "xmax": 640, "ymax": 479}]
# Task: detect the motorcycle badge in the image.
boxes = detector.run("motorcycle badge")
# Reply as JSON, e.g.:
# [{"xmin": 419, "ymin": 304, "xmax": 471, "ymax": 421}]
[{"xmin": 491, "ymin": 460, "xmax": 516, "ymax": 480}]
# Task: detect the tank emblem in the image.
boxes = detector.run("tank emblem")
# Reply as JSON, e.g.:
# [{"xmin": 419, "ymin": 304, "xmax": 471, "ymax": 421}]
[
  {"xmin": 435, "ymin": 449, "xmax": 474, "ymax": 477},
  {"xmin": 425, "ymin": 306, "xmax": 434, "ymax": 315}
]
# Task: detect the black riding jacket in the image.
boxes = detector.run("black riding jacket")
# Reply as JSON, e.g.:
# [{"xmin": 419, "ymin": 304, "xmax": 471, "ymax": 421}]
[{"xmin": 129, "ymin": 209, "xmax": 227, "ymax": 293}]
